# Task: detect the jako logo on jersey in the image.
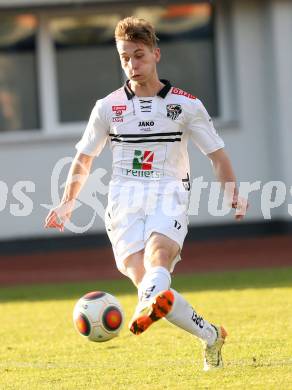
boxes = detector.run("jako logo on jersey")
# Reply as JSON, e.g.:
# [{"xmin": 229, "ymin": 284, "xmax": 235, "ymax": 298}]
[
  {"xmin": 171, "ymin": 87, "xmax": 196, "ymax": 100},
  {"xmin": 139, "ymin": 121, "xmax": 154, "ymax": 127},
  {"xmin": 166, "ymin": 104, "xmax": 182, "ymax": 120}
]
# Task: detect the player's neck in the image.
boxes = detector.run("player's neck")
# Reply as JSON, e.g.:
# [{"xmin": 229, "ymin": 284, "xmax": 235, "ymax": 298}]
[{"xmin": 129, "ymin": 76, "xmax": 164, "ymax": 98}]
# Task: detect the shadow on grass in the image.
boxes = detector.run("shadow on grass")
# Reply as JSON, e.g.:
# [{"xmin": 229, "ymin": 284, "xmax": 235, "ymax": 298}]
[{"xmin": 0, "ymin": 267, "xmax": 292, "ymax": 303}]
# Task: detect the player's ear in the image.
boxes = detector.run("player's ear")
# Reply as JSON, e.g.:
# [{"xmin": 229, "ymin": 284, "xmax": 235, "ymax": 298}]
[{"xmin": 154, "ymin": 47, "xmax": 161, "ymax": 63}]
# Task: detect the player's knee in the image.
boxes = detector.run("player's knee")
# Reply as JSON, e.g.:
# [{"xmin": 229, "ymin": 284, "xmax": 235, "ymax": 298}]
[
  {"xmin": 145, "ymin": 234, "xmax": 178, "ymax": 268},
  {"xmin": 145, "ymin": 246, "xmax": 172, "ymax": 270},
  {"xmin": 152, "ymin": 247, "xmax": 170, "ymax": 262}
]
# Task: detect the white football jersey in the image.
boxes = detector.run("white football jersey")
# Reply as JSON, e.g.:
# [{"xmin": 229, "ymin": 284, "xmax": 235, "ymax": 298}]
[{"xmin": 76, "ymin": 80, "xmax": 224, "ymax": 188}]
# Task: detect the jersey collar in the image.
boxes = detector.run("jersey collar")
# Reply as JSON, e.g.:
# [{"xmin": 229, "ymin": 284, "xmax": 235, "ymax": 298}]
[{"xmin": 124, "ymin": 79, "xmax": 172, "ymax": 100}]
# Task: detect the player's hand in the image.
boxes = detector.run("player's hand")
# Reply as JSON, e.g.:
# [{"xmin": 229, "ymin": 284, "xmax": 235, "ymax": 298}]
[
  {"xmin": 231, "ymin": 195, "xmax": 249, "ymax": 220},
  {"xmin": 44, "ymin": 201, "xmax": 74, "ymax": 231}
]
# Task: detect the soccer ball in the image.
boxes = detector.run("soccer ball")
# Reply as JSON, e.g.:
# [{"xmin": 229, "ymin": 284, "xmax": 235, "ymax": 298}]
[{"xmin": 73, "ymin": 291, "xmax": 124, "ymax": 342}]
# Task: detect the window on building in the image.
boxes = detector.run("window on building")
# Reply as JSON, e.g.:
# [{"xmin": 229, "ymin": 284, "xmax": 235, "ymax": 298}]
[
  {"xmin": 0, "ymin": 14, "xmax": 39, "ymax": 132},
  {"xmin": 50, "ymin": 14, "xmax": 122, "ymax": 123},
  {"xmin": 133, "ymin": 3, "xmax": 218, "ymax": 116}
]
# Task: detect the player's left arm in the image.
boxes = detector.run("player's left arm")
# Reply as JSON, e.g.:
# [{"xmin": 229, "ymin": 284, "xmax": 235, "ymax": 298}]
[
  {"xmin": 186, "ymin": 98, "xmax": 248, "ymax": 220},
  {"xmin": 208, "ymin": 148, "xmax": 248, "ymax": 220}
]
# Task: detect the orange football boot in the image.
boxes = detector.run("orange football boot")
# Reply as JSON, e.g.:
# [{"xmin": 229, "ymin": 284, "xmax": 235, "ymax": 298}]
[{"xmin": 129, "ymin": 290, "xmax": 174, "ymax": 335}]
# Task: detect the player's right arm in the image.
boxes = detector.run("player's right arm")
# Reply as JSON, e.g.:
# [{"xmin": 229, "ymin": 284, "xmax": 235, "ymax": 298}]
[
  {"xmin": 44, "ymin": 152, "xmax": 94, "ymax": 231},
  {"xmin": 45, "ymin": 98, "xmax": 110, "ymax": 231}
]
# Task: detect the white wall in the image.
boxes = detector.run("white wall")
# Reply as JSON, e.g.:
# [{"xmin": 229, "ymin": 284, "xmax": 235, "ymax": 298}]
[{"xmin": 1, "ymin": 0, "xmax": 292, "ymax": 240}]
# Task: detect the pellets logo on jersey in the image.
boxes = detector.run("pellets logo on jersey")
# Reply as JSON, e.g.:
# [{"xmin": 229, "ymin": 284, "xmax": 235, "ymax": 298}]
[
  {"xmin": 133, "ymin": 150, "xmax": 154, "ymax": 170},
  {"xmin": 166, "ymin": 104, "xmax": 182, "ymax": 120}
]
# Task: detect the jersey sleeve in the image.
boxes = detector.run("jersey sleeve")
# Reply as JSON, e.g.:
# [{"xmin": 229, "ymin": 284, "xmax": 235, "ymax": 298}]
[
  {"xmin": 185, "ymin": 99, "xmax": 224, "ymax": 155},
  {"xmin": 75, "ymin": 99, "xmax": 109, "ymax": 157}
]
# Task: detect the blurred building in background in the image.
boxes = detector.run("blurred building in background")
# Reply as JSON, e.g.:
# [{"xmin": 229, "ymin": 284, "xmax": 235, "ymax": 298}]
[{"xmin": 0, "ymin": 0, "xmax": 292, "ymax": 244}]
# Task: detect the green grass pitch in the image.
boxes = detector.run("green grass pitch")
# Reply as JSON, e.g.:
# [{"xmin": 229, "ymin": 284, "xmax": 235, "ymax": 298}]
[{"xmin": 1, "ymin": 267, "xmax": 292, "ymax": 390}]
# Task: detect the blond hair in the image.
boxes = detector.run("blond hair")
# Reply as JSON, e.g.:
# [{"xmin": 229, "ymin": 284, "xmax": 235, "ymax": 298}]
[{"xmin": 115, "ymin": 16, "xmax": 159, "ymax": 49}]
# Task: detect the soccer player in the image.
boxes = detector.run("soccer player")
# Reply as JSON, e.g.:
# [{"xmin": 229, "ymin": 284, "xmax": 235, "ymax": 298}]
[{"xmin": 45, "ymin": 17, "xmax": 247, "ymax": 371}]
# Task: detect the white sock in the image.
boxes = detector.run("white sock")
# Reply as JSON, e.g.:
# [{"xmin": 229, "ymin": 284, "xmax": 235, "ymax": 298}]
[
  {"xmin": 166, "ymin": 289, "xmax": 217, "ymax": 346},
  {"xmin": 137, "ymin": 266, "xmax": 171, "ymax": 311}
]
